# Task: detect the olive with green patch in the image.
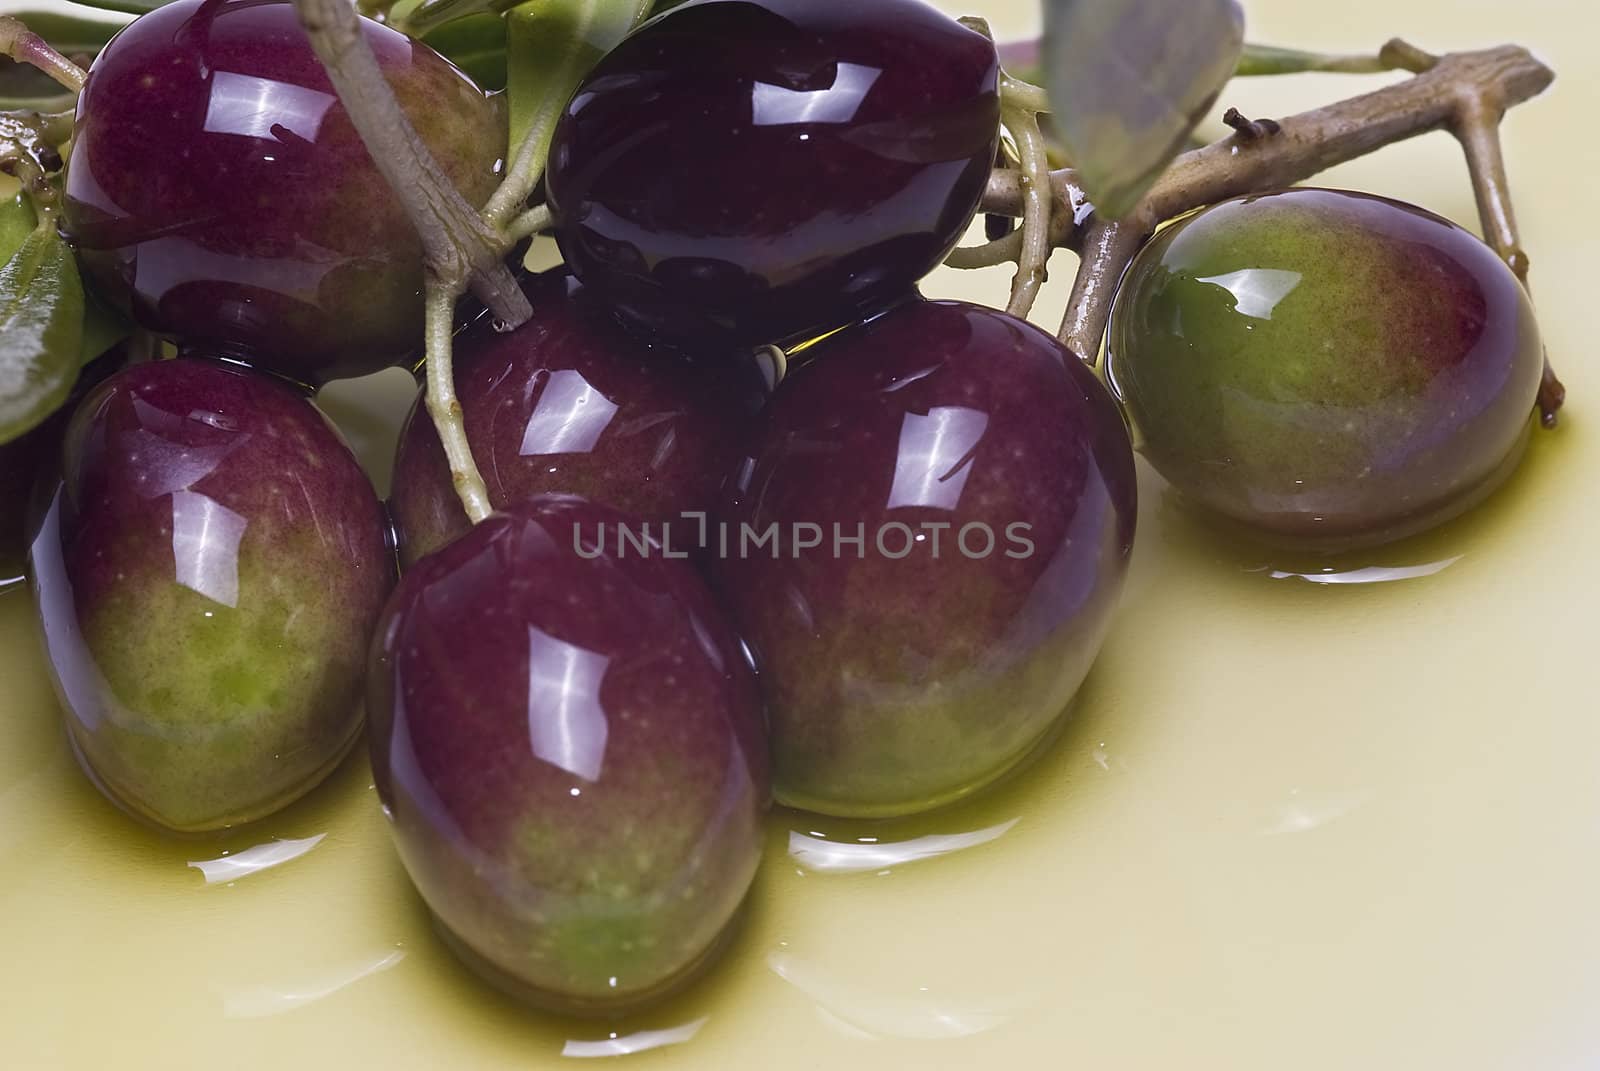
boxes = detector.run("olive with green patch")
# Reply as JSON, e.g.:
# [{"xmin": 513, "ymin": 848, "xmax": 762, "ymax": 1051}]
[
  {"xmin": 369, "ymin": 496, "xmax": 768, "ymax": 1014},
  {"xmin": 29, "ymin": 358, "xmax": 394, "ymax": 833},
  {"xmin": 710, "ymin": 298, "xmax": 1136, "ymax": 818},
  {"xmin": 1106, "ymin": 187, "xmax": 1544, "ymax": 551}
]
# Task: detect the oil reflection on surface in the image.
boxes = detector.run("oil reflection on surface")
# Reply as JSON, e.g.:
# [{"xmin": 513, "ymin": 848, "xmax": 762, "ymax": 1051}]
[
  {"xmin": 768, "ymin": 951, "xmax": 1030, "ymax": 1041},
  {"xmin": 561, "ymin": 1018, "xmax": 709, "ymax": 1059},
  {"xmin": 188, "ymin": 833, "xmax": 327, "ymax": 885},
  {"xmin": 223, "ymin": 948, "xmax": 407, "ymax": 1020},
  {"xmin": 1253, "ymin": 556, "xmax": 1464, "ymax": 586},
  {"xmin": 787, "ymin": 819, "xmax": 1019, "ymax": 875}
]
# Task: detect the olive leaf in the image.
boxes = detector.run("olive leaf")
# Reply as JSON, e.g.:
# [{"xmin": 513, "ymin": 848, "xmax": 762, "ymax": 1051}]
[
  {"xmin": 1043, "ymin": 0, "xmax": 1245, "ymax": 218},
  {"xmin": 505, "ymin": 0, "xmax": 650, "ymax": 151},
  {"xmin": 0, "ymin": 193, "xmax": 126, "ymax": 367},
  {"xmin": 397, "ymin": 0, "xmax": 511, "ymax": 38},
  {"xmin": 39, "ymin": 0, "xmax": 167, "ymax": 17},
  {"xmin": 0, "ymin": 190, "xmax": 36, "ymax": 260},
  {"xmin": 78, "ymin": 288, "xmax": 130, "ymax": 366},
  {"xmin": 425, "ymin": 13, "xmax": 508, "ymax": 90},
  {"xmin": 0, "ymin": 223, "xmax": 86, "ymax": 445}
]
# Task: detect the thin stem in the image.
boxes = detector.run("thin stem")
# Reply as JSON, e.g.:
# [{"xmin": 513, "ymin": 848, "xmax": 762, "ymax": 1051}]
[
  {"xmin": 1002, "ymin": 103, "xmax": 1052, "ymax": 319},
  {"xmin": 947, "ymin": 229, "xmax": 1024, "ymax": 269},
  {"xmin": 0, "ymin": 16, "xmax": 87, "ymax": 94},
  {"xmin": 1058, "ymin": 220, "xmax": 1143, "ymax": 362},
  {"xmin": 290, "ymin": 0, "xmax": 529, "ymax": 326},
  {"xmin": 36, "ymin": 110, "xmax": 74, "ymax": 146},
  {"xmin": 976, "ymin": 41, "xmax": 1558, "ymax": 407},
  {"xmin": 953, "ymin": 168, "xmax": 1091, "ymax": 271},
  {"xmin": 423, "ymin": 280, "xmax": 493, "ymax": 524},
  {"xmin": 481, "ymin": 103, "xmax": 559, "ymax": 228},
  {"xmin": 1379, "ymin": 38, "xmax": 1440, "ymax": 74},
  {"xmin": 980, "ymin": 46, "xmax": 1553, "ymax": 225},
  {"xmin": 1453, "ymin": 93, "xmax": 1565, "ymax": 425},
  {"xmin": 1453, "ymin": 97, "xmax": 1526, "ymax": 278},
  {"xmin": 505, "ymin": 204, "xmax": 553, "ymax": 243},
  {"xmin": 480, "ymin": 0, "xmax": 654, "ymax": 228},
  {"xmin": 1236, "ymin": 43, "xmax": 1391, "ymax": 77},
  {"xmin": 999, "ymin": 75, "xmax": 1050, "ymax": 116},
  {"xmin": 1146, "ymin": 45, "xmax": 1550, "ymax": 221}
]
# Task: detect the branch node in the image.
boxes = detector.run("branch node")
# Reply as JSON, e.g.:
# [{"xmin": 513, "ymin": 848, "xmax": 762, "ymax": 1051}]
[
  {"xmin": 1506, "ymin": 248, "xmax": 1531, "ymax": 282},
  {"xmin": 1380, "ymin": 38, "xmax": 1440, "ymax": 74},
  {"xmin": 290, "ymin": 0, "xmax": 528, "ymax": 329},
  {"xmin": 1223, "ymin": 108, "xmax": 1283, "ymax": 141}
]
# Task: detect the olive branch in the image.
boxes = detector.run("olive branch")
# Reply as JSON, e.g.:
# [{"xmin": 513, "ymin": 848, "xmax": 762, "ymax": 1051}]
[{"xmin": 0, "ymin": 0, "xmax": 1564, "ymax": 520}]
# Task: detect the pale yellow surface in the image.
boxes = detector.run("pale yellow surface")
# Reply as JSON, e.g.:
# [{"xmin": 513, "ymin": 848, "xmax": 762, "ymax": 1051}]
[{"xmin": 3, "ymin": 1, "xmax": 1599, "ymax": 1068}]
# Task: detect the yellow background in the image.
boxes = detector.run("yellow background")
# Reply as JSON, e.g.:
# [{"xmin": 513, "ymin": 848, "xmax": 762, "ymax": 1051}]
[{"xmin": 2, "ymin": 1, "xmax": 1597, "ymax": 1068}]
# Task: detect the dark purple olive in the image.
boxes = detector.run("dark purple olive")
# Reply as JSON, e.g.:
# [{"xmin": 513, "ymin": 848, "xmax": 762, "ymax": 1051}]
[
  {"xmin": 390, "ymin": 271, "xmax": 768, "ymax": 568},
  {"xmin": 29, "ymin": 358, "xmax": 394, "ymax": 833},
  {"xmin": 62, "ymin": 0, "xmax": 505, "ymax": 387},
  {"xmin": 1106, "ymin": 188, "xmax": 1545, "ymax": 550},
  {"xmin": 710, "ymin": 298, "xmax": 1136, "ymax": 817},
  {"xmin": 370, "ymin": 495, "xmax": 769, "ymax": 1014},
  {"xmin": 546, "ymin": 0, "xmax": 1000, "ymax": 351}
]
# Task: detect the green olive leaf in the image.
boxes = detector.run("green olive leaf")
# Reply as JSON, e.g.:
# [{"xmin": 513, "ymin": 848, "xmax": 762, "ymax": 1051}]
[
  {"xmin": 1043, "ymin": 0, "xmax": 1245, "ymax": 218},
  {"xmin": 424, "ymin": 14, "xmax": 509, "ymax": 91},
  {"xmin": 0, "ymin": 191, "xmax": 38, "ymax": 262},
  {"xmin": 505, "ymin": 0, "xmax": 650, "ymax": 154},
  {"xmin": 0, "ymin": 223, "xmax": 86, "ymax": 445},
  {"xmin": 404, "ymin": 0, "xmax": 679, "ymax": 37},
  {"xmin": 398, "ymin": 0, "xmax": 509, "ymax": 38},
  {"xmin": 0, "ymin": 193, "xmax": 126, "ymax": 365},
  {"xmin": 78, "ymin": 287, "xmax": 130, "ymax": 366},
  {"xmin": 37, "ymin": 0, "xmax": 168, "ymax": 17}
]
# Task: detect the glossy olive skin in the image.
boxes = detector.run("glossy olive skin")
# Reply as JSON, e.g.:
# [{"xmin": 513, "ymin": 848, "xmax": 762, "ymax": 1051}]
[
  {"xmin": 62, "ymin": 0, "xmax": 505, "ymax": 387},
  {"xmin": 711, "ymin": 299, "xmax": 1136, "ymax": 818},
  {"xmin": 1106, "ymin": 188, "xmax": 1544, "ymax": 550},
  {"xmin": 390, "ymin": 272, "xmax": 768, "ymax": 568},
  {"xmin": 29, "ymin": 358, "xmax": 394, "ymax": 833},
  {"xmin": 546, "ymin": 0, "xmax": 1000, "ymax": 351},
  {"xmin": 370, "ymin": 496, "xmax": 768, "ymax": 1013}
]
